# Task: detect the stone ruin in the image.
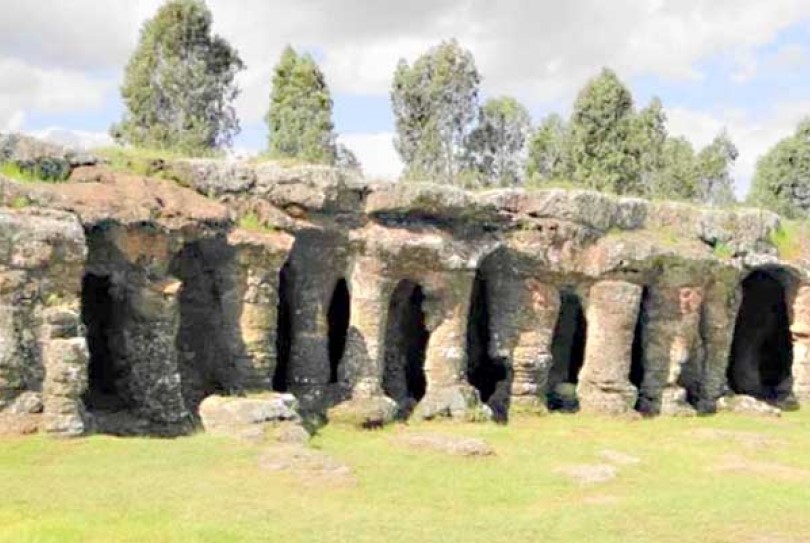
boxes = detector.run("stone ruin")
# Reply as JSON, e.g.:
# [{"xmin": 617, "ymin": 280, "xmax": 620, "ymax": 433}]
[{"xmin": 1, "ymin": 134, "xmax": 809, "ymax": 437}]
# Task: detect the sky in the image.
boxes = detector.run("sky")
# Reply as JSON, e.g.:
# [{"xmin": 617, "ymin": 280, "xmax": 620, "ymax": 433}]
[{"xmin": 3, "ymin": 1, "xmax": 810, "ymax": 196}]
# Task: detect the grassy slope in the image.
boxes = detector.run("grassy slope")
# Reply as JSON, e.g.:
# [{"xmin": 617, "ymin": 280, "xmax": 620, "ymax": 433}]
[{"xmin": 0, "ymin": 411, "xmax": 809, "ymax": 543}]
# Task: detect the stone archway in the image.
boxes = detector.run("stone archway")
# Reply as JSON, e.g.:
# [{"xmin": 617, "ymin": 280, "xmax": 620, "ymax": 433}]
[
  {"xmin": 728, "ymin": 269, "xmax": 793, "ymax": 404},
  {"xmin": 327, "ymin": 278, "xmax": 351, "ymax": 384},
  {"xmin": 548, "ymin": 289, "xmax": 587, "ymax": 411},
  {"xmin": 382, "ymin": 280, "xmax": 429, "ymax": 415}
]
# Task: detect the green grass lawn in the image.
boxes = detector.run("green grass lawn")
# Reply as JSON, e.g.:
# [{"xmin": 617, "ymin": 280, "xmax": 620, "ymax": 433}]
[{"xmin": 1, "ymin": 411, "xmax": 809, "ymax": 543}]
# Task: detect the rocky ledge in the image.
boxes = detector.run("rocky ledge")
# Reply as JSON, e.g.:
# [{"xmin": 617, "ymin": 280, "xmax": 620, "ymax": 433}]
[{"xmin": 0, "ymin": 135, "xmax": 807, "ymax": 437}]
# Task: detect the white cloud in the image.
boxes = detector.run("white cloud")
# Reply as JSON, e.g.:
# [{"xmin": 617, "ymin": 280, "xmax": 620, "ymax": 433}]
[
  {"xmin": 29, "ymin": 127, "xmax": 113, "ymax": 150},
  {"xmin": 668, "ymin": 102, "xmax": 810, "ymax": 197},
  {"xmin": 0, "ymin": 57, "xmax": 110, "ymax": 130},
  {"xmin": 338, "ymin": 132, "xmax": 401, "ymax": 180}
]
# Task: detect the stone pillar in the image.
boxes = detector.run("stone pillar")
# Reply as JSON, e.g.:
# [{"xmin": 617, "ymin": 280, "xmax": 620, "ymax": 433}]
[
  {"xmin": 578, "ymin": 280, "xmax": 642, "ymax": 415},
  {"xmin": 639, "ymin": 286, "xmax": 704, "ymax": 415},
  {"xmin": 487, "ymin": 274, "xmax": 560, "ymax": 408},
  {"xmin": 342, "ymin": 257, "xmax": 387, "ymax": 397},
  {"xmin": 287, "ymin": 272, "xmax": 331, "ymax": 407},
  {"xmin": 41, "ymin": 308, "xmax": 88, "ymax": 436},
  {"xmin": 125, "ymin": 278, "xmax": 190, "ymax": 430},
  {"xmin": 790, "ymin": 285, "xmax": 810, "ymax": 402},
  {"xmin": 414, "ymin": 271, "xmax": 479, "ymax": 420},
  {"xmin": 226, "ymin": 236, "xmax": 291, "ymax": 391},
  {"xmin": 698, "ymin": 275, "xmax": 739, "ymax": 411}
]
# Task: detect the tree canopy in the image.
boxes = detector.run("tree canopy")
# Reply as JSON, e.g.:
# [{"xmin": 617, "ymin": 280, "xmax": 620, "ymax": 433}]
[
  {"xmin": 391, "ymin": 39, "xmax": 481, "ymax": 184},
  {"xmin": 466, "ymin": 96, "xmax": 532, "ymax": 187},
  {"xmin": 749, "ymin": 119, "xmax": 810, "ymax": 218},
  {"xmin": 266, "ymin": 46, "xmax": 337, "ymax": 164},
  {"xmin": 111, "ymin": 0, "xmax": 244, "ymax": 154}
]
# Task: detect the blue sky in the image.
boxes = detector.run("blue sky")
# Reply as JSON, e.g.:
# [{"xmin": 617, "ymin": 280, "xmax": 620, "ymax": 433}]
[{"xmin": 3, "ymin": 0, "xmax": 810, "ymax": 195}]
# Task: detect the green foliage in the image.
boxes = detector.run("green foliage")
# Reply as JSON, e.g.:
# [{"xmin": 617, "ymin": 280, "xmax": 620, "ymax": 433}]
[
  {"xmin": 465, "ymin": 96, "xmax": 531, "ymax": 187},
  {"xmin": 526, "ymin": 114, "xmax": 571, "ymax": 185},
  {"xmin": 769, "ymin": 220, "xmax": 804, "ymax": 260},
  {"xmin": 238, "ymin": 212, "xmax": 276, "ymax": 233},
  {"xmin": 392, "ymin": 39, "xmax": 481, "ymax": 184},
  {"xmin": 569, "ymin": 68, "xmax": 639, "ymax": 194},
  {"xmin": 266, "ymin": 46, "xmax": 337, "ymax": 164},
  {"xmin": 111, "ymin": 0, "xmax": 244, "ymax": 155},
  {"xmin": 0, "ymin": 160, "xmax": 69, "ymax": 183},
  {"xmin": 712, "ymin": 241, "xmax": 734, "ymax": 259},
  {"xmin": 749, "ymin": 119, "xmax": 810, "ymax": 218},
  {"xmin": 10, "ymin": 195, "xmax": 31, "ymax": 209},
  {"xmin": 697, "ymin": 130, "xmax": 738, "ymax": 206},
  {"xmin": 648, "ymin": 137, "xmax": 700, "ymax": 200},
  {"xmin": 94, "ymin": 146, "xmax": 198, "ymax": 186}
]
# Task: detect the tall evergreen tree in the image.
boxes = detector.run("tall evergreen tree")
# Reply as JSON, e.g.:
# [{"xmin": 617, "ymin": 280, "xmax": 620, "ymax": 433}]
[
  {"xmin": 569, "ymin": 68, "xmax": 639, "ymax": 194},
  {"xmin": 266, "ymin": 46, "xmax": 337, "ymax": 164},
  {"xmin": 111, "ymin": 0, "xmax": 244, "ymax": 154},
  {"xmin": 526, "ymin": 114, "xmax": 571, "ymax": 184},
  {"xmin": 630, "ymin": 97, "xmax": 667, "ymax": 194},
  {"xmin": 466, "ymin": 96, "xmax": 531, "ymax": 187},
  {"xmin": 649, "ymin": 136, "xmax": 700, "ymax": 200},
  {"xmin": 391, "ymin": 39, "xmax": 480, "ymax": 184},
  {"xmin": 697, "ymin": 131, "xmax": 738, "ymax": 206},
  {"xmin": 749, "ymin": 119, "xmax": 810, "ymax": 217}
]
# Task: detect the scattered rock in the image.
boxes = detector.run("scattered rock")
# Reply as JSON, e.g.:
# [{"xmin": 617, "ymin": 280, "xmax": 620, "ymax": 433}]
[
  {"xmin": 717, "ymin": 395, "xmax": 782, "ymax": 417},
  {"xmin": 712, "ymin": 454, "xmax": 810, "ymax": 481},
  {"xmin": 199, "ymin": 393, "xmax": 304, "ymax": 442},
  {"xmin": 327, "ymin": 396, "xmax": 398, "ymax": 429},
  {"xmin": 556, "ymin": 464, "xmax": 618, "ymax": 485},
  {"xmin": 6, "ymin": 391, "xmax": 43, "ymax": 414},
  {"xmin": 689, "ymin": 428, "xmax": 785, "ymax": 449},
  {"xmin": 258, "ymin": 444, "xmax": 354, "ymax": 485},
  {"xmin": 598, "ymin": 449, "xmax": 640, "ymax": 466},
  {"xmin": 394, "ymin": 432, "xmax": 495, "ymax": 457}
]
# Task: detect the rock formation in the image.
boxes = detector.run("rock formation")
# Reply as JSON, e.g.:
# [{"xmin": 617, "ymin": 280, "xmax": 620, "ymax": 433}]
[{"xmin": 0, "ymin": 134, "xmax": 808, "ymax": 436}]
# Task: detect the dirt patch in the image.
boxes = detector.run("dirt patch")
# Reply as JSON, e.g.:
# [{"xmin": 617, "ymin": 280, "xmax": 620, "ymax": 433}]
[
  {"xmin": 712, "ymin": 454, "xmax": 810, "ymax": 481},
  {"xmin": 258, "ymin": 444, "xmax": 355, "ymax": 486},
  {"xmin": 598, "ymin": 449, "xmax": 640, "ymax": 466},
  {"xmin": 393, "ymin": 432, "xmax": 494, "ymax": 457},
  {"xmin": 688, "ymin": 428, "xmax": 785, "ymax": 449},
  {"xmin": 580, "ymin": 493, "xmax": 623, "ymax": 506},
  {"xmin": 556, "ymin": 464, "xmax": 618, "ymax": 484}
]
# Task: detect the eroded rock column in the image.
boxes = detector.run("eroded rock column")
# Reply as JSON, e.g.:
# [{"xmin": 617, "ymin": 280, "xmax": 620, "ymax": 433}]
[
  {"xmin": 487, "ymin": 274, "xmax": 560, "ymax": 409},
  {"xmin": 578, "ymin": 280, "xmax": 642, "ymax": 414},
  {"xmin": 699, "ymin": 274, "xmax": 740, "ymax": 411},
  {"xmin": 41, "ymin": 308, "xmax": 88, "ymax": 436},
  {"xmin": 638, "ymin": 286, "xmax": 704, "ymax": 415},
  {"xmin": 790, "ymin": 285, "xmax": 810, "ymax": 401},
  {"xmin": 414, "ymin": 272, "xmax": 479, "ymax": 420}
]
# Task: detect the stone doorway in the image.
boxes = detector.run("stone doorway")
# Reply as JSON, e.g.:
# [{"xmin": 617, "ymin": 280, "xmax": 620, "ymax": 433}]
[
  {"xmin": 548, "ymin": 289, "xmax": 587, "ymax": 411},
  {"xmin": 466, "ymin": 270, "xmax": 509, "ymax": 420},
  {"xmin": 81, "ymin": 274, "xmax": 132, "ymax": 415},
  {"xmin": 729, "ymin": 269, "xmax": 794, "ymax": 404},
  {"xmin": 382, "ymin": 280, "xmax": 429, "ymax": 415},
  {"xmin": 327, "ymin": 278, "xmax": 351, "ymax": 384}
]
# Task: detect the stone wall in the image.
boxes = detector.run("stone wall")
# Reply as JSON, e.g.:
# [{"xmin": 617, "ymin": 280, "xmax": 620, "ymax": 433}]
[{"xmin": 1, "ymin": 142, "xmax": 808, "ymax": 436}]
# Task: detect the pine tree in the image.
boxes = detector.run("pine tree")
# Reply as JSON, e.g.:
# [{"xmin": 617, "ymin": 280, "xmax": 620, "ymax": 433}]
[
  {"xmin": 391, "ymin": 39, "xmax": 480, "ymax": 184},
  {"xmin": 266, "ymin": 46, "xmax": 337, "ymax": 164},
  {"xmin": 466, "ymin": 96, "xmax": 531, "ymax": 187},
  {"xmin": 749, "ymin": 119, "xmax": 810, "ymax": 217},
  {"xmin": 569, "ymin": 69, "xmax": 638, "ymax": 194},
  {"xmin": 111, "ymin": 0, "xmax": 244, "ymax": 154}
]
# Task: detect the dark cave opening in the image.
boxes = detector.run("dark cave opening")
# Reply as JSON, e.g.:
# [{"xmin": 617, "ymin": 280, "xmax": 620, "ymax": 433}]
[
  {"xmin": 728, "ymin": 270, "xmax": 793, "ymax": 402},
  {"xmin": 630, "ymin": 287, "xmax": 651, "ymax": 412},
  {"xmin": 273, "ymin": 262, "xmax": 293, "ymax": 392},
  {"xmin": 548, "ymin": 289, "xmax": 587, "ymax": 411},
  {"xmin": 81, "ymin": 273, "xmax": 129, "ymax": 412},
  {"xmin": 327, "ymin": 278, "xmax": 351, "ymax": 384},
  {"xmin": 466, "ymin": 271, "xmax": 508, "ymax": 416},
  {"xmin": 382, "ymin": 280, "xmax": 429, "ymax": 413}
]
